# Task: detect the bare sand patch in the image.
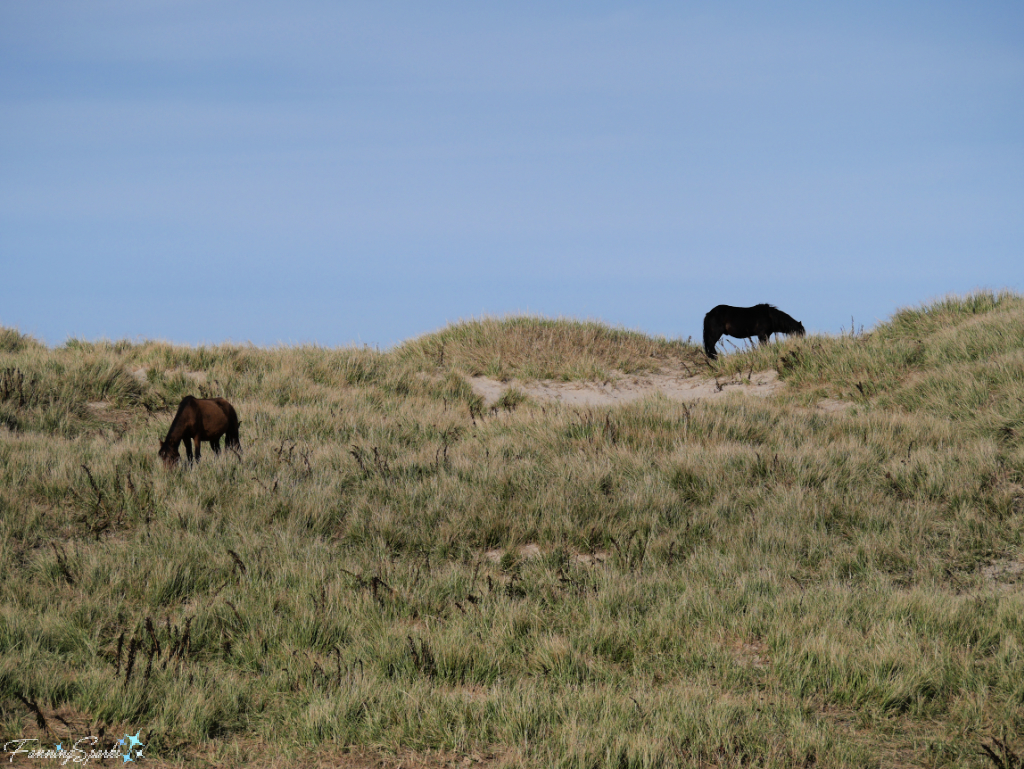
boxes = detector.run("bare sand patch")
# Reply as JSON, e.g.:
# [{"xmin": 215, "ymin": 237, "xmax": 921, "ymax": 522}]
[
  {"xmin": 482, "ymin": 543, "xmax": 543, "ymax": 563},
  {"xmin": 816, "ymin": 398, "xmax": 854, "ymax": 413},
  {"xmin": 727, "ymin": 637, "xmax": 771, "ymax": 670},
  {"xmin": 573, "ymin": 551, "xmax": 610, "ymax": 566},
  {"xmin": 982, "ymin": 556, "xmax": 1024, "ymax": 589},
  {"xmin": 470, "ymin": 367, "xmax": 782, "ymax": 408},
  {"xmin": 481, "ymin": 544, "xmax": 611, "ymax": 566}
]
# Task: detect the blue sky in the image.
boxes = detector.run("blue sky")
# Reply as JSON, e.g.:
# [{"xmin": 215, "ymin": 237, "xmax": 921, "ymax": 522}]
[{"xmin": 1, "ymin": 2, "xmax": 1021, "ymax": 348}]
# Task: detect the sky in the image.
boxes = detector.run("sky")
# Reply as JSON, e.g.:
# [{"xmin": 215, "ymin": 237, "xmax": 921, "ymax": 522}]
[{"xmin": 1, "ymin": 2, "xmax": 1021, "ymax": 348}]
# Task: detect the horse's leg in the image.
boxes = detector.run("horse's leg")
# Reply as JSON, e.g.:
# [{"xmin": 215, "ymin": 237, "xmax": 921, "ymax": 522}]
[
  {"xmin": 703, "ymin": 323, "xmax": 721, "ymax": 360},
  {"xmin": 193, "ymin": 436, "xmax": 201, "ymax": 463},
  {"xmin": 758, "ymin": 333, "xmax": 770, "ymax": 346},
  {"xmin": 210, "ymin": 437, "xmax": 221, "ymax": 455},
  {"xmin": 707, "ymin": 332, "xmax": 722, "ymax": 360},
  {"xmin": 704, "ymin": 336, "xmax": 718, "ymax": 360},
  {"xmin": 184, "ymin": 439, "xmax": 193, "ymax": 464}
]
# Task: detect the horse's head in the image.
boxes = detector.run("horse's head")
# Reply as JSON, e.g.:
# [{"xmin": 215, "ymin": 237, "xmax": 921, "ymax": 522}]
[
  {"xmin": 775, "ymin": 309, "xmax": 805, "ymax": 337},
  {"xmin": 158, "ymin": 439, "xmax": 180, "ymax": 468}
]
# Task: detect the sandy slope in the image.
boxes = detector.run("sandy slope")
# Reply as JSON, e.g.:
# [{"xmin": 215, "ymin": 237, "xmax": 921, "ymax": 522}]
[{"xmin": 468, "ymin": 367, "xmax": 783, "ymax": 407}]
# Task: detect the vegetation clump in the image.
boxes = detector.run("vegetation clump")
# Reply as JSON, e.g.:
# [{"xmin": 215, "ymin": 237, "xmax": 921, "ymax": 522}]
[{"xmin": 1, "ymin": 292, "xmax": 1023, "ymax": 767}]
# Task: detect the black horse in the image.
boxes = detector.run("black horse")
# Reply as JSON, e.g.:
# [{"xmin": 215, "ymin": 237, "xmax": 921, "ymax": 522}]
[{"xmin": 703, "ymin": 304, "xmax": 805, "ymax": 360}]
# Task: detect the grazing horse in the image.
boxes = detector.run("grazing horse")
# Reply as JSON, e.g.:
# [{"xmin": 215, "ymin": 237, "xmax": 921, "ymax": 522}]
[
  {"xmin": 703, "ymin": 304, "xmax": 805, "ymax": 360},
  {"xmin": 158, "ymin": 396, "xmax": 241, "ymax": 468}
]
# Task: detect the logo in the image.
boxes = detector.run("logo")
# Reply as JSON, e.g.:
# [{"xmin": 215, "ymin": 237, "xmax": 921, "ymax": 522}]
[{"xmin": 4, "ymin": 733, "xmax": 145, "ymax": 764}]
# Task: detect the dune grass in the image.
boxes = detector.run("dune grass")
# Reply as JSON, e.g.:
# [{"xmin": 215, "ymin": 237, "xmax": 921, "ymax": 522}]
[
  {"xmin": 397, "ymin": 315, "xmax": 706, "ymax": 380},
  {"xmin": 1, "ymin": 291, "xmax": 1023, "ymax": 767}
]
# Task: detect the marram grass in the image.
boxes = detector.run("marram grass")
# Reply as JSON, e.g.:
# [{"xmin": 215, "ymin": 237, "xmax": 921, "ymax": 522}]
[{"xmin": 1, "ymin": 291, "xmax": 1023, "ymax": 767}]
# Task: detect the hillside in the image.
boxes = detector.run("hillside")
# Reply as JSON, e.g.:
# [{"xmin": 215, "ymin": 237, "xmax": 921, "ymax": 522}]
[{"xmin": 1, "ymin": 291, "xmax": 1023, "ymax": 768}]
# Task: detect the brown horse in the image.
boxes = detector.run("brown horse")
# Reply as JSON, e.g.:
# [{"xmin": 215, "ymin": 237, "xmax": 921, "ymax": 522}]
[{"xmin": 158, "ymin": 396, "xmax": 241, "ymax": 468}]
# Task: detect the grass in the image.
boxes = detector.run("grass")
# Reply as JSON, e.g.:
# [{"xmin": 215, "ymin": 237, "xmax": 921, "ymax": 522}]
[
  {"xmin": 397, "ymin": 315, "xmax": 705, "ymax": 380},
  {"xmin": 1, "ymin": 291, "xmax": 1023, "ymax": 767}
]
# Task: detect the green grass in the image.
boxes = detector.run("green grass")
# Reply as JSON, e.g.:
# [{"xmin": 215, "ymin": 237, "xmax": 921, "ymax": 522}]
[{"xmin": 2, "ymin": 291, "xmax": 1024, "ymax": 768}]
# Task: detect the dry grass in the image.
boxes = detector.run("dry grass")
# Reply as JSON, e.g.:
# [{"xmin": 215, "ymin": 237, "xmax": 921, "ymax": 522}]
[
  {"xmin": 397, "ymin": 315, "xmax": 705, "ymax": 380},
  {"xmin": 2, "ymin": 291, "xmax": 1024, "ymax": 768}
]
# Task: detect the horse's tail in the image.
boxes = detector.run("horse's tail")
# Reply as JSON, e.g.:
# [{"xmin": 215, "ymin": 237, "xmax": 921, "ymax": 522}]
[
  {"xmin": 703, "ymin": 309, "xmax": 721, "ymax": 360},
  {"xmin": 225, "ymin": 405, "xmax": 242, "ymax": 452}
]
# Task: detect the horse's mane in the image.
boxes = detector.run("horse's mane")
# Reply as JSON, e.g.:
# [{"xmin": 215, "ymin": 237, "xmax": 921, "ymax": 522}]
[
  {"xmin": 764, "ymin": 305, "xmax": 802, "ymax": 331},
  {"xmin": 164, "ymin": 395, "xmax": 197, "ymax": 440}
]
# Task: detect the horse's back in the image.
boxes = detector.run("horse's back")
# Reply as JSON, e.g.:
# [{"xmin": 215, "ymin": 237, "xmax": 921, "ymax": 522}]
[
  {"xmin": 208, "ymin": 397, "xmax": 241, "ymax": 445},
  {"xmin": 187, "ymin": 397, "xmax": 228, "ymax": 434},
  {"xmin": 209, "ymin": 398, "xmax": 238, "ymax": 421}
]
